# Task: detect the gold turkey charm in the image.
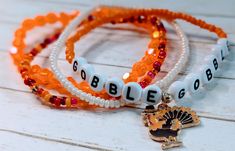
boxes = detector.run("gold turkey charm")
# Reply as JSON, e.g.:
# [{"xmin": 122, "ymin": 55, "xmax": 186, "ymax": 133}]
[{"xmin": 142, "ymin": 105, "xmax": 200, "ymax": 150}]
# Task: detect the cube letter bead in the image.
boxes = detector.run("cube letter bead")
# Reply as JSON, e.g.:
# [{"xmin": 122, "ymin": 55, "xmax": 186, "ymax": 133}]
[
  {"xmin": 79, "ymin": 64, "xmax": 94, "ymax": 82},
  {"xmin": 142, "ymin": 85, "xmax": 162, "ymax": 105},
  {"xmin": 89, "ymin": 73, "xmax": 106, "ymax": 92},
  {"xmin": 168, "ymin": 81, "xmax": 187, "ymax": 101},
  {"xmin": 72, "ymin": 57, "xmax": 87, "ymax": 72},
  {"xmin": 122, "ymin": 82, "xmax": 142, "ymax": 103},
  {"xmin": 105, "ymin": 77, "xmax": 124, "ymax": 97}
]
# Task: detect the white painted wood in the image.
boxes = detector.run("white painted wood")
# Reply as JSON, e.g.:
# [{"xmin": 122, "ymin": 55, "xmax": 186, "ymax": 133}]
[
  {"xmin": 1, "ymin": 87, "xmax": 235, "ymax": 151},
  {"xmin": 0, "ymin": 0, "xmax": 235, "ymax": 150}
]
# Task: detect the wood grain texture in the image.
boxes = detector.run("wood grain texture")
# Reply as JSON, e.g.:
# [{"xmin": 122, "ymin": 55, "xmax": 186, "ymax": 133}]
[{"xmin": 0, "ymin": 0, "xmax": 235, "ymax": 150}]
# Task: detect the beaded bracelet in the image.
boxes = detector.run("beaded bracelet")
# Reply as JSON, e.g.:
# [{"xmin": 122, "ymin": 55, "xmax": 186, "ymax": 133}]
[
  {"xmin": 10, "ymin": 10, "xmax": 170, "ymax": 109},
  {"xmin": 50, "ymin": 6, "xmax": 228, "ymax": 109},
  {"xmin": 50, "ymin": 6, "xmax": 190, "ymax": 108}
]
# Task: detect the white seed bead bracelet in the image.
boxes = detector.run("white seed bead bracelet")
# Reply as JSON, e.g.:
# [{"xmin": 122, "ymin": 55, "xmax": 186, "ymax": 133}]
[{"xmin": 50, "ymin": 6, "xmax": 190, "ymax": 108}]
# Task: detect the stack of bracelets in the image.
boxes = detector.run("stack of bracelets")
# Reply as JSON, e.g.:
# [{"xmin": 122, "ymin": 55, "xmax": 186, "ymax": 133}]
[{"xmin": 10, "ymin": 5, "xmax": 230, "ymax": 150}]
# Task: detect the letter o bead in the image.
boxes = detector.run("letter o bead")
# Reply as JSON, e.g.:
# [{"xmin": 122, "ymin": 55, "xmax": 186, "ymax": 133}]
[
  {"xmin": 142, "ymin": 85, "xmax": 162, "ymax": 105},
  {"xmin": 79, "ymin": 64, "xmax": 94, "ymax": 82},
  {"xmin": 105, "ymin": 77, "xmax": 124, "ymax": 97},
  {"xmin": 168, "ymin": 81, "xmax": 187, "ymax": 101},
  {"xmin": 122, "ymin": 82, "xmax": 142, "ymax": 103},
  {"xmin": 185, "ymin": 73, "xmax": 201, "ymax": 94},
  {"xmin": 89, "ymin": 73, "xmax": 106, "ymax": 92}
]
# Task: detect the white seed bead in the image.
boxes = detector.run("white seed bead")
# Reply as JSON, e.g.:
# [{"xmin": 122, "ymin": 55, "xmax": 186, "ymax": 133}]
[
  {"xmin": 142, "ymin": 85, "xmax": 162, "ymax": 105},
  {"xmin": 79, "ymin": 64, "xmax": 94, "ymax": 82},
  {"xmin": 72, "ymin": 57, "xmax": 87, "ymax": 73},
  {"xmin": 199, "ymin": 65, "xmax": 215, "ymax": 85},
  {"xmin": 105, "ymin": 77, "xmax": 124, "ymax": 97},
  {"xmin": 185, "ymin": 73, "xmax": 201, "ymax": 94},
  {"xmin": 168, "ymin": 81, "xmax": 187, "ymax": 101},
  {"xmin": 122, "ymin": 82, "xmax": 142, "ymax": 103},
  {"xmin": 217, "ymin": 38, "xmax": 229, "ymax": 56},
  {"xmin": 89, "ymin": 73, "xmax": 106, "ymax": 92},
  {"xmin": 204, "ymin": 54, "xmax": 219, "ymax": 73}
]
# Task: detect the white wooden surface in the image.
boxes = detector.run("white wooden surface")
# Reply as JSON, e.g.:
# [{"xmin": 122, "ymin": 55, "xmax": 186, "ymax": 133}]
[{"xmin": 0, "ymin": 0, "xmax": 235, "ymax": 150}]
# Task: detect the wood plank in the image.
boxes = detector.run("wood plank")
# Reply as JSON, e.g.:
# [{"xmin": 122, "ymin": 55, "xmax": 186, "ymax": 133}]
[
  {"xmin": 0, "ymin": 130, "xmax": 95, "ymax": 151},
  {"xmin": 0, "ymin": 87, "xmax": 235, "ymax": 151}
]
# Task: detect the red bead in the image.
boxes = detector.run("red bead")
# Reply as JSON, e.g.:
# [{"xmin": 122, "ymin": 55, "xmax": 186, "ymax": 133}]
[
  {"xmin": 139, "ymin": 80, "xmax": 149, "ymax": 88},
  {"xmin": 37, "ymin": 88, "xmax": 43, "ymax": 95},
  {"xmin": 20, "ymin": 68, "xmax": 28, "ymax": 74},
  {"xmin": 150, "ymin": 16, "xmax": 157, "ymax": 25},
  {"xmin": 71, "ymin": 98, "xmax": 77, "ymax": 105},
  {"xmin": 158, "ymin": 51, "xmax": 166, "ymax": 59},
  {"xmin": 110, "ymin": 20, "xmax": 116, "ymax": 24},
  {"xmin": 49, "ymin": 96, "xmax": 56, "ymax": 104},
  {"xmin": 60, "ymin": 97, "xmax": 66, "ymax": 105},
  {"xmin": 54, "ymin": 98, "xmax": 61, "ymax": 107},
  {"xmin": 88, "ymin": 15, "xmax": 94, "ymax": 21},
  {"xmin": 158, "ymin": 43, "xmax": 165, "ymax": 51},
  {"xmin": 147, "ymin": 71, "xmax": 156, "ymax": 79},
  {"xmin": 137, "ymin": 15, "xmax": 146, "ymax": 23},
  {"xmin": 153, "ymin": 61, "xmax": 161, "ymax": 72},
  {"xmin": 44, "ymin": 38, "xmax": 52, "ymax": 45},
  {"xmin": 129, "ymin": 16, "xmax": 135, "ymax": 22},
  {"xmin": 24, "ymin": 78, "xmax": 36, "ymax": 86},
  {"xmin": 30, "ymin": 48, "xmax": 38, "ymax": 56}
]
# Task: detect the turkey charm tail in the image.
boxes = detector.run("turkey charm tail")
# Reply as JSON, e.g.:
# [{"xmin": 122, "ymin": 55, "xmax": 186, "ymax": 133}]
[{"xmin": 141, "ymin": 104, "xmax": 200, "ymax": 150}]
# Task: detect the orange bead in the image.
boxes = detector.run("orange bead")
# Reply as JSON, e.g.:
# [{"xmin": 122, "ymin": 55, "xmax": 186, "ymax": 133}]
[
  {"xmin": 46, "ymin": 13, "xmax": 58, "ymax": 24},
  {"xmin": 35, "ymin": 15, "xmax": 46, "ymax": 26},
  {"xmin": 22, "ymin": 19, "xmax": 35, "ymax": 30}
]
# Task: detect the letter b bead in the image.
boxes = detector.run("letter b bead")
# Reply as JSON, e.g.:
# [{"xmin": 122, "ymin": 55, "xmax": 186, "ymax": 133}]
[
  {"xmin": 142, "ymin": 85, "xmax": 162, "ymax": 105},
  {"xmin": 105, "ymin": 77, "xmax": 124, "ymax": 97},
  {"xmin": 89, "ymin": 73, "xmax": 106, "ymax": 92},
  {"xmin": 122, "ymin": 82, "xmax": 142, "ymax": 103}
]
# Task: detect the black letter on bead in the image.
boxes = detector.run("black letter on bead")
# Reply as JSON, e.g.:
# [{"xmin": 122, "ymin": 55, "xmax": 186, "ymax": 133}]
[
  {"xmin": 73, "ymin": 61, "xmax": 78, "ymax": 72},
  {"xmin": 81, "ymin": 70, "xmax": 86, "ymax": 80},
  {"xmin": 213, "ymin": 58, "xmax": 218, "ymax": 71},
  {"xmin": 178, "ymin": 89, "xmax": 185, "ymax": 99},
  {"xmin": 194, "ymin": 79, "xmax": 200, "ymax": 90},
  {"xmin": 126, "ymin": 87, "xmax": 134, "ymax": 101},
  {"xmin": 221, "ymin": 49, "xmax": 225, "ymax": 60},
  {"xmin": 206, "ymin": 69, "xmax": 213, "ymax": 81},
  {"xmin": 147, "ymin": 90, "xmax": 157, "ymax": 103},
  {"xmin": 109, "ymin": 83, "xmax": 117, "ymax": 95},
  {"xmin": 91, "ymin": 76, "xmax": 99, "ymax": 88}
]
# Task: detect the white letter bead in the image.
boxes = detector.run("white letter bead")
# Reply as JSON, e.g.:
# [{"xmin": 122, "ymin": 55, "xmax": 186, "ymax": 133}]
[
  {"xmin": 185, "ymin": 73, "xmax": 201, "ymax": 94},
  {"xmin": 199, "ymin": 65, "xmax": 214, "ymax": 85},
  {"xmin": 168, "ymin": 81, "xmax": 187, "ymax": 101},
  {"xmin": 212, "ymin": 45, "xmax": 224, "ymax": 63},
  {"xmin": 122, "ymin": 82, "xmax": 142, "ymax": 103},
  {"xmin": 105, "ymin": 77, "xmax": 124, "ymax": 97},
  {"xmin": 142, "ymin": 85, "xmax": 162, "ymax": 105},
  {"xmin": 79, "ymin": 64, "xmax": 94, "ymax": 82},
  {"xmin": 217, "ymin": 38, "xmax": 229, "ymax": 56},
  {"xmin": 72, "ymin": 57, "xmax": 87, "ymax": 72},
  {"xmin": 89, "ymin": 73, "xmax": 106, "ymax": 92},
  {"xmin": 204, "ymin": 55, "xmax": 219, "ymax": 73}
]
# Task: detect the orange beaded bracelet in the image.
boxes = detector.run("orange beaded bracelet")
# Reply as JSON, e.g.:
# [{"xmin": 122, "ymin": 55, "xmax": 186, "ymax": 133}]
[{"xmin": 10, "ymin": 9, "xmax": 168, "ymax": 109}]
